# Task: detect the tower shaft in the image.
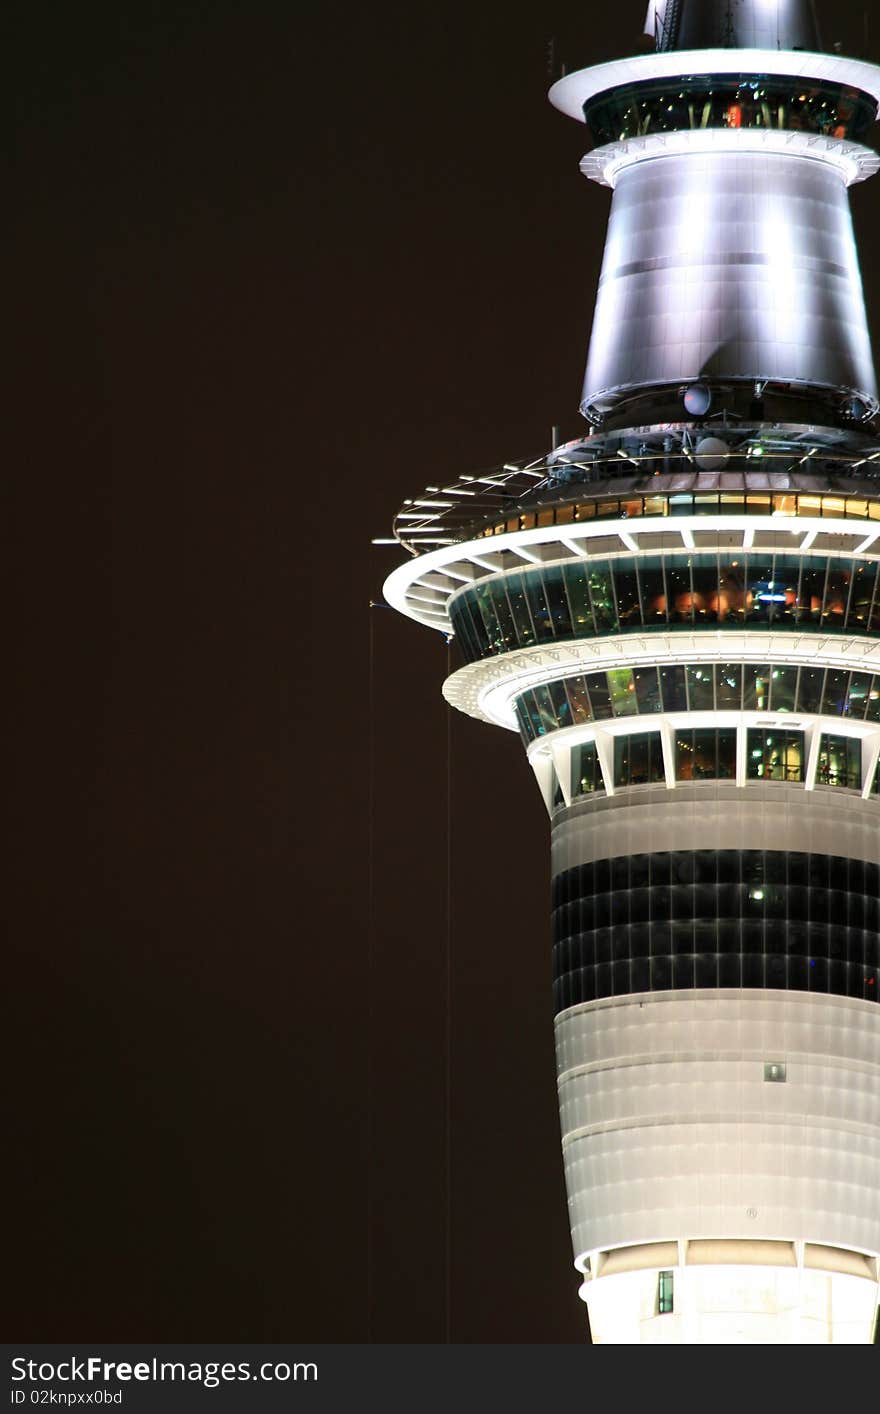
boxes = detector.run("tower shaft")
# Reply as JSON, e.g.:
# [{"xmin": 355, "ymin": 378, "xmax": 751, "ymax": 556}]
[{"xmin": 383, "ymin": 2, "xmax": 880, "ymax": 1342}]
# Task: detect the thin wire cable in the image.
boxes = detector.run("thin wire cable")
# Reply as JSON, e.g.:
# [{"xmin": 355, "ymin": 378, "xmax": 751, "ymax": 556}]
[
  {"xmin": 444, "ymin": 636, "xmax": 453, "ymax": 1343},
  {"xmin": 366, "ymin": 601, "xmax": 377, "ymax": 1342}
]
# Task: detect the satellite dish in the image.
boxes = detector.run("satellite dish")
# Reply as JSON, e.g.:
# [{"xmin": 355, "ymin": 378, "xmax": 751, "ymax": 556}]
[
  {"xmin": 684, "ymin": 383, "xmax": 712, "ymax": 417},
  {"xmin": 695, "ymin": 436, "xmax": 729, "ymax": 471}
]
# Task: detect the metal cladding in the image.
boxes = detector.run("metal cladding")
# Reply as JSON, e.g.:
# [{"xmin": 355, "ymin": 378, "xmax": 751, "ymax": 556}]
[
  {"xmin": 645, "ymin": 0, "xmax": 821, "ymax": 53},
  {"xmin": 581, "ymin": 149, "xmax": 877, "ymax": 414}
]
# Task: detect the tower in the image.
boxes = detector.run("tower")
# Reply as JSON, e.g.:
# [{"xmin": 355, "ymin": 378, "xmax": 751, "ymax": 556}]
[{"xmin": 382, "ymin": 0, "xmax": 880, "ymax": 1343}]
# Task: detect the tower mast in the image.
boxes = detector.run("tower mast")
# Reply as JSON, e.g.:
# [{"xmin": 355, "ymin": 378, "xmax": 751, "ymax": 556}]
[{"xmin": 384, "ymin": 0, "xmax": 880, "ymax": 1343}]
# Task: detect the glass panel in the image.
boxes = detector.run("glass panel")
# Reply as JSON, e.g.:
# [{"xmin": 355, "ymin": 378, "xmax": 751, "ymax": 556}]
[
  {"xmin": 615, "ymin": 565, "xmax": 643, "ymax": 630},
  {"xmin": 747, "ymin": 728, "xmax": 805, "ymax": 782},
  {"xmin": 587, "ymin": 563, "xmax": 619, "ymax": 634},
  {"xmin": 543, "ymin": 566, "xmax": 573, "ymax": 638},
  {"xmin": 797, "ymin": 666, "xmax": 824, "ymax": 714},
  {"xmin": 686, "ymin": 665, "xmax": 715, "ymax": 711},
  {"xmin": 473, "ymin": 582, "xmax": 505, "ymax": 654},
  {"xmin": 525, "ymin": 573, "xmax": 555, "ymax": 642},
  {"xmin": 821, "ymin": 565, "xmax": 852, "ymax": 628},
  {"xmin": 512, "ymin": 698, "xmax": 535, "ymax": 745},
  {"xmin": 666, "ymin": 560, "xmax": 694, "ymax": 624},
  {"xmin": 547, "ymin": 679, "xmax": 573, "ymax": 730},
  {"xmin": 585, "ymin": 671, "xmax": 612, "ymax": 720},
  {"xmin": 768, "ymin": 665, "xmax": 798, "ymax": 713},
  {"xmin": 717, "ymin": 728, "xmax": 736, "ymax": 779},
  {"xmin": 746, "ymin": 558, "xmax": 779, "ymax": 624},
  {"xmin": 449, "ymin": 595, "xmax": 480, "ymax": 661},
  {"xmin": 614, "ymin": 732, "xmax": 664, "ymax": 788},
  {"xmin": 718, "ymin": 558, "xmax": 747, "ymax": 625},
  {"xmin": 565, "ymin": 675, "xmax": 593, "ymax": 724},
  {"xmin": 659, "ymin": 664, "xmax": 687, "ymax": 713},
  {"xmin": 633, "ymin": 665, "xmax": 662, "ymax": 714},
  {"xmin": 796, "ymin": 558, "xmax": 827, "ymax": 627},
  {"xmin": 691, "ymin": 555, "xmax": 719, "ymax": 625},
  {"xmin": 571, "ymin": 741, "xmax": 601, "ymax": 797},
  {"xmin": 849, "ymin": 561, "xmax": 877, "ymax": 633},
  {"xmin": 563, "ymin": 563, "xmax": 595, "ymax": 635},
  {"xmin": 639, "ymin": 558, "xmax": 668, "ymax": 627},
  {"xmin": 583, "ymin": 75, "xmax": 879, "ymax": 147},
  {"xmin": 518, "ymin": 690, "xmax": 545, "ymax": 740},
  {"xmin": 743, "ymin": 664, "xmax": 772, "ymax": 711},
  {"xmin": 770, "ymin": 557, "xmax": 801, "ymax": 627},
  {"xmin": 715, "ymin": 663, "xmax": 742, "ymax": 710},
  {"xmin": 608, "ymin": 667, "xmax": 638, "ymax": 717},
  {"xmin": 817, "ymin": 734, "xmax": 861, "ymax": 789},
  {"xmin": 489, "ymin": 581, "xmax": 518, "ymax": 650},
  {"xmin": 821, "ymin": 669, "xmax": 850, "ymax": 717},
  {"xmin": 531, "ymin": 685, "xmax": 558, "ymax": 736},
  {"xmin": 867, "ymin": 678, "xmax": 880, "ymax": 724},
  {"xmin": 504, "ymin": 574, "xmax": 536, "ymax": 647}
]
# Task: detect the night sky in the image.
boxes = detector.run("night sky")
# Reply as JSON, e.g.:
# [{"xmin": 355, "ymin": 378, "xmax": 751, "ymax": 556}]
[{"xmin": 9, "ymin": 0, "xmax": 880, "ymax": 1343}]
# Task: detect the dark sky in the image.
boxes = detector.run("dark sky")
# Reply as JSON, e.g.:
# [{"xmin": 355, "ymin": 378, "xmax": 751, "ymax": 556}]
[{"xmin": 9, "ymin": 0, "xmax": 880, "ymax": 1343}]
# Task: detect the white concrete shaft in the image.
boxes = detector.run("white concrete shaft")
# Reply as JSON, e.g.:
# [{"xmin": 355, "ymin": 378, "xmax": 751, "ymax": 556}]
[
  {"xmin": 557, "ymin": 991, "xmax": 880, "ymax": 1281},
  {"xmin": 584, "ymin": 1260, "xmax": 879, "ymax": 1344}
]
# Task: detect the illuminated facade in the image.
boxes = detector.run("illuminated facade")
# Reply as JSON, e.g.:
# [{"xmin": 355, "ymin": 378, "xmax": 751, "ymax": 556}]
[{"xmin": 383, "ymin": 0, "xmax": 880, "ymax": 1342}]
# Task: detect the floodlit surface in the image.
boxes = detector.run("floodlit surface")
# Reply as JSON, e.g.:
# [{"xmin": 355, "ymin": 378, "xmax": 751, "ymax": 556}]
[
  {"xmin": 581, "ymin": 152, "xmax": 876, "ymax": 413},
  {"xmin": 585, "ymin": 1263, "xmax": 880, "ymax": 1344}
]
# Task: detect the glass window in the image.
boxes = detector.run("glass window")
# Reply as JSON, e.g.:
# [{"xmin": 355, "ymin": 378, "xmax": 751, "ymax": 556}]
[
  {"xmin": 552, "ymin": 847, "xmax": 879, "ymax": 1008},
  {"xmin": 542, "ymin": 567, "xmax": 573, "ymax": 638},
  {"xmin": 489, "ymin": 581, "xmax": 517, "ymax": 650},
  {"xmin": 639, "ymin": 558, "xmax": 668, "ymax": 627},
  {"xmin": 768, "ymin": 665, "xmax": 798, "ymax": 713},
  {"xmin": 746, "ymin": 559, "xmax": 780, "ymax": 624},
  {"xmin": 797, "ymin": 666, "xmax": 824, "ymax": 715},
  {"xmin": 449, "ymin": 595, "xmax": 481, "ymax": 660},
  {"xmin": 585, "ymin": 672, "xmax": 612, "ymax": 720},
  {"xmin": 849, "ymin": 561, "xmax": 877, "ymax": 633},
  {"xmin": 718, "ymin": 559, "xmax": 746, "ymax": 625},
  {"xmin": 505, "ymin": 573, "xmax": 536, "ymax": 647},
  {"xmin": 659, "ymin": 664, "xmax": 687, "ymax": 713},
  {"xmin": 691, "ymin": 555, "xmax": 719, "ymax": 624},
  {"xmin": 547, "ymin": 679, "xmax": 572, "ymax": 729},
  {"xmin": 614, "ymin": 732, "xmax": 664, "ymax": 788},
  {"xmin": 587, "ymin": 563, "xmax": 618, "ymax": 634},
  {"xmin": 817, "ymin": 735, "xmax": 861, "ymax": 790},
  {"xmin": 743, "ymin": 665, "xmax": 771, "ymax": 711},
  {"xmin": 563, "ymin": 563, "xmax": 594, "ymax": 635},
  {"xmin": 525, "ymin": 574, "xmax": 555, "ymax": 642},
  {"xmin": 571, "ymin": 741, "xmax": 602, "ymax": 798},
  {"xmin": 675, "ymin": 728, "xmax": 735, "ymax": 781},
  {"xmin": 797, "ymin": 559, "xmax": 827, "ymax": 627},
  {"xmin": 450, "ymin": 553, "xmax": 879, "ymax": 662},
  {"xmin": 666, "ymin": 561, "xmax": 693, "ymax": 624},
  {"xmin": 608, "ymin": 667, "xmax": 639, "ymax": 717},
  {"xmin": 517, "ymin": 690, "xmax": 545, "ymax": 740},
  {"xmin": 715, "ymin": 663, "xmax": 742, "ymax": 710},
  {"xmin": 822, "ymin": 566, "xmax": 852, "ymax": 628},
  {"xmin": 633, "ymin": 665, "xmax": 662, "ymax": 714},
  {"xmin": 582, "ymin": 75, "xmax": 879, "ymax": 148},
  {"xmin": 747, "ymin": 728, "xmax": 805, "ymax": 782},
  {"xmin": 565, "ymin": 676, "xmax": 593, "ymax": 724},
  {"xmin": 615, "ymin": 565, "xmax": 643, "ymax": 630},
  {"xmin": 686, "ymin": 665, "xmax": 715, "ymax": 711},
  {"xmin": 473, "ymin": 582, "xmax": 504, "ymax": 654},
  {"xmin": 531, "ymin": 685, "xmax": 558, "ymax": 736},
  {"xmin": 821, "ymin": 669, "xmax": 850, "ymax": 717}
]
